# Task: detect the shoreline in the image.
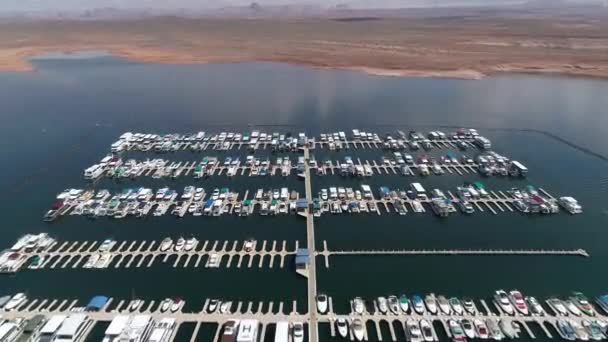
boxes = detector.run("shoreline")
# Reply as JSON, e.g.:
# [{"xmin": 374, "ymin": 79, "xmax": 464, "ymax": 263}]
[{"xmin": 3, "ymin": 47, "xmax": 608, "ymax": 81}]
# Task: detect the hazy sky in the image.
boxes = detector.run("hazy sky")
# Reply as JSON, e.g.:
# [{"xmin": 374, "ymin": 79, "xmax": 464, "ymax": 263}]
[{"xmin": 0, "ymin": 0, "xmax": 602, "ymax": 12}]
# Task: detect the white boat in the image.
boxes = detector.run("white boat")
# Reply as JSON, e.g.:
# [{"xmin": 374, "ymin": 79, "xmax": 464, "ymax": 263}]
[
  {"xmin": 4, "ymin": 293, "xmax": 26, "ymax": 310},
  {"xmin": 559, "ymin": 196, "xmax": 582, "ymax": 214},
  {"xmin": 170, "ymin": 298, "xmax": 183, "ymax": 312},
  {"xmin": 494, "ymin": 290, "xmax": 515, "ymax": 315},
  {"xmin": 174, "ymin": 238, "xmax": 185, "ymax": 252},
  {"xmin": 407, "ymin": 319, "xmax": 423, "ymax": 342},
  {"xmin": 316, "ymin": 294, "xmax": 328, "ymax": 314},
  {"xmin": 207, "ymin": 299, "xmax": 219, "ymax": 313},
  {"xmin": 420, "ymin": 319, "xmax": 434, "ymax": 342},
  {"xmin": 525, "ymin": 296, "xmax": 545, "ymax": 316},
  {"xmin": 336, "ymin": 318, "xmax": 349, "ymax": 338},
  {"xmin": 160, "ymin": 299, "xmax": 172, "ymax": 312},
  {"xmin": 83, "ymin": 254, "xmax": 100, "ymax": 268},
  {"xmin": 437, "ymin": 296, "xmax": 452, "ymax": 315},
  {"xmin": 159, "ymin": 238, "xmax": 173, "ymax": 252},
  {"xmin": 499, "ymin": 320, "xmax": 517, "ymax": 339},
  {"xmin": 220, "ymin": 301, "xmax": 232, "ymax": 314},
  {"xmin": 184, "ymin": 238, "xmax": 197, "ymax": 251},
  {"xmin": 352, "ymin": 319, "xmax": 365, "ymax": 341},
  {"xmin": 424, "ymin": 294, "xmax": 438, "ymax": 314},
  {"xmin": 129, "ymin": 299, "xmax": 142, "ymax": 311},
  {"xmin": 388, "ymin": 295, "xmax": 400, "ymax": 314},
  {"xmin": 565, "ymin": 300, "xmax": 582, "ymax": 316},
  {"xmin": 352, "ymin": 297, "xmax": 365, "ymax": 314},
  {"xmin": 474, "ymin": 319, "xmax": 489, "ymax": 339},
  {"xmin": 461, "ymin": 318, "xmax": 476, "ymax": 339},
  {"xmin": 292, "ymin": 322, "xmax": 304, "ymax": 342},
  {"xmin": 509, "ymin": 290, "xmax": 529, "ymax": 315},
  {"xmin": 377, "ymin": 297, "xmax": 388, "ymax": 314},
  {"xmin": 548, "ymin": 298, "xmax": 569, "ymax": 316}
]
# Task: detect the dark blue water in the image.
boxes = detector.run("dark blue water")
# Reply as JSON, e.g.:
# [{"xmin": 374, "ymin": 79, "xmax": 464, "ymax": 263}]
[{"xmin": 1, "ymin": 56, "xmax": 608, "ymax": 341}]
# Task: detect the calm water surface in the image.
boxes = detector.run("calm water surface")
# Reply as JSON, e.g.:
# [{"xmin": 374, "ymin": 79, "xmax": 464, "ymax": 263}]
[{"xmin": 1, "ymin": 56, "xmax": 608, "ymax": 341}]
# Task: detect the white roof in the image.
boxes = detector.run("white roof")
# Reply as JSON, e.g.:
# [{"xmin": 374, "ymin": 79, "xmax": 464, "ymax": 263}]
[
  {"xmin": 411, "ymin": 183, "xmax": 425, "ymax": 193},
  {"xmin": 105, "ymin": 315, "xmax": 129, "ymax": 336},
  {"xmin": 41, "ymin": 315, "xmax": 67, "ymax": 334},
  {"xmin": 56, "ymin": 314, "xmax": 87, "ymax": 336},
  {"xmin": 0, "ymin": 323, "xmax": 17, "ymax": 340},
  {"xmin": 147, "ymin": 328, "xmax": 166, "ymax": 342},
  {"xmin": 130, "ymin": 315, "xmax": 151, "ymax": 328},
  {"xmin": 274, "ymin": 322, "xmax": 289, "ymax": 342}
]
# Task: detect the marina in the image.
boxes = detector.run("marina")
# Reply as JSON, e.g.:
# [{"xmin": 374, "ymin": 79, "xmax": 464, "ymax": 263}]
[
  {"xmin": 1, "ymin": 290, "xmax": 608, "ymax": 342},
  {"xmin": 42, "ymin": 184, "xmax": 580, "ymax": 221},
  {"xmin": 106, "ymin": 129, "xmax": 489, "ymax": 154},
  {"xmin": 1, "ymin": 236, "xmax": 587, "ymax": 275},
  {"xmin": 2, "ymin": 58, "xmax": 607, "ymax": 342}
]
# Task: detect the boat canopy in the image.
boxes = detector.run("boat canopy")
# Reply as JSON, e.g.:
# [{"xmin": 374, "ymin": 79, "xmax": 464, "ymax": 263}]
[{"xmin": 86, "ymin": 295, "xmax": 109, "ymax": 311}]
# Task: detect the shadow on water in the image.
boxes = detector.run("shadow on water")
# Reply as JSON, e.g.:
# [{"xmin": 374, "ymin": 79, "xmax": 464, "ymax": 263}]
[
  {"xmin": 174, "ymin": 322, "xmax": 196, "ymax": 342},
  {"xmin": 194, "ymin": 323, "xmax": 218, "ymax": 342},
  {"xmin": 85, "ymin": 321, "xmax": 109, "ymax": 342}
]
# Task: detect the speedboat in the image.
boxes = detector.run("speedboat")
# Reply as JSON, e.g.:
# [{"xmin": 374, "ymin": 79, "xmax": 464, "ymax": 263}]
[
  {"xmin": 485, "ymin": 319, "xmax": 503, "ymax": 340},
  {"xmin": 508, "ymin": 290, "xmax": 529, "ymax": 315},
  {"xmin": 352, "ymin": 318, "xmax": 365, "ymax": 341},
  {"xmin": 570, "ymin": 292, "xmax": 596, "ymax": 316},
  {"xmin": 4, "ymin": 293, "xmax": 27, "ymax": 310},
  {"xmin": 159, "ymin": 238, "xmax": 173, "ymax": 252},
  {"xmin": 420, "ymin": 319, "xmax": 434, "ymax": 342},
  {"xmin": 450, "ymin": 297, "xmax": 464, "ymax": 315},
  {"xmin": 352, "ymin": 297, "xmax": 365, "ymax": 314},
  {"xmin": 525, "ymin": 296, "xmax": 545, "ymax": 316},
  {"xmin": 406, "ymin": 319, "xmax": 423, "ymax": 342},
  {"xmin": 412, "ymin": 295, "xmax": 425, "ymax": 314},
  {"xmin": 316, "ymin": 294, "xmax": 328, "ymax": 314},
  {"xmin": 174, "ymin": 237, "xmax": 185, "ymax": 252},
  {"xmin": 170, "ymin": 298, "xmax": 183, "ymax": 312},
  {"xmin": 377, "ymin": 297, "xmax": 389, "ymax": 314},
  {"xmin": 583, "ymin": 321, "xmax": 605, "ymax": 341},
  {"xmin": 220, "ymin": 301, "xmax": 232, "ymax": 314},
  {"xmin": 499, "ymin": 320, "xmax": 516, "ymax": 339},
  {"xmin": 548, "ymin": 298, "xmax": 569, "ymax": 316},
  {"xmin": 448, "ymin": 320, "xmax": 466, "ymax": 342},
  {"xmin": 437, "ymin": 296, "xmax": 452, "ymax": 315},
  {"xmin": 160, "ymin": 298, "xmax": 172, "ymax": 312},
  {"xmin": 184, "ymin": 237, "xmax": 197, "ymax": 252},
  {"xmin": 462, "ymin": 298, "xmax": 477, "ymax": 315},
  {"xmin": 207, "ymin": 299, "xmax": 219, "ymax": 313},
  {"xmin": 424, "ymin": 294, "xmax": 438, "ymax": 314},
  {"xmin": 292, "ymin": 322, "xmax": 304, "ymax": 342},
  {"xmin": 399, "ymin": 294, "xmax": 410, "ymax": 313},
  {"xmin": 461, "ymin": 319, "xmax": 476, "ymax": 339},
  {"xmin": 494, "ymin": 290, "xmax": 514, "ymax": 315},
  {"xmin": 129, "ymin": 299, "xmax": 142, "ymax": 311},
  {"xmin": 336, "ymin": 317, "xmax": 349, "ymax": 338},
  {"xmin": 570, "ymin": 320, "xmax": 589, "ymax": 341},
  {"xmin": 596, "ymin": 294, "xmax": 608, "ymax": 314},
  {"xmin": 388, "ymin": 295, "xmax": 400, "ymax": 314},
  {"xmin": 565, "ymin": 300, "xmax": 582, "ymax": 316},
  {"xmin": 557, "ymin": 320, "xmax": 576, "ymax": 341},
  {"xmin": 474, "ymin": 319, "xmax": 489, "ymax": 339}
]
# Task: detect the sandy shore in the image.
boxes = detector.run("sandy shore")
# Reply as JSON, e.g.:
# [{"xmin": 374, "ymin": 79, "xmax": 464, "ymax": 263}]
[{"xmin": 2, "ymin": 15, "xmax": 608, "ymax": 79}]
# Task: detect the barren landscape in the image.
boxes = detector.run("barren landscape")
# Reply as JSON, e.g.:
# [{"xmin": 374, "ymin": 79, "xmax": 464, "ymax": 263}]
[{"xmin": 2, "ymin": 6, "xmax": 608, "ymax": 79}]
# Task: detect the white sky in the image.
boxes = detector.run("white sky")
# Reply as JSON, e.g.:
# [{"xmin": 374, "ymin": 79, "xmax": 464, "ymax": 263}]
[{"xmin": 0, "ymin": 0, "xmax": 601, "ymax": 12}]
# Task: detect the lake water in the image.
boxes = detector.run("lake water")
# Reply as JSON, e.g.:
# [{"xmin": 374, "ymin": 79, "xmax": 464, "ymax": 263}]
[{"xmin": 1, "ymin": 55, "xmax": 608, "ymax": 341}]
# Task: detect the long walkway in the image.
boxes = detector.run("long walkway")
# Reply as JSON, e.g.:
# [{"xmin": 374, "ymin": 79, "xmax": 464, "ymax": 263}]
[{"xmin": 304, "ymin": 146, "xmax": 319, "ymax": 342}]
